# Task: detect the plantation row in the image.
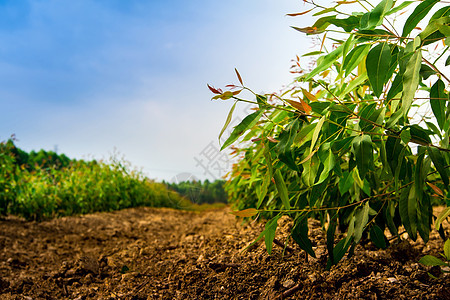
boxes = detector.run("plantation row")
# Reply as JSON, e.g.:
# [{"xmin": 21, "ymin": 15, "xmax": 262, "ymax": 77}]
[{"xmin": 0, "ymin": 138, "xmax": 225, "ymax": 221}]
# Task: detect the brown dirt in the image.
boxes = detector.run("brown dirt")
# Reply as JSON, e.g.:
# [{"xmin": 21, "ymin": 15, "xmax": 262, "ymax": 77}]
[{"xmin": 0, "ymin": 206, "xmax": 449, "ymax": 299}]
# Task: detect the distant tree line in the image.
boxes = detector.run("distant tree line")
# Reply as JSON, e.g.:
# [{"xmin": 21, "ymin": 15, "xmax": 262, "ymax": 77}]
[
  {"xmin": 0, "ymin": 137, "xmax": 192, "ymax": 220},
  {"xmin": 164, "ymin": 179, "xmax": 228, "ymax": 204}
]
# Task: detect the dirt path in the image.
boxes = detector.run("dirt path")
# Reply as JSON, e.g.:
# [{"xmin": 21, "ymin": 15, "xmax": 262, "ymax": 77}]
[{"xmin": 0, "ymin": 206, "xmax": 449, "ymax": 299}]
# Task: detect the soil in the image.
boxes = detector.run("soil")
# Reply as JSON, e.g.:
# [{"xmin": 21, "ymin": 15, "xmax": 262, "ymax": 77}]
[{"xmin": 0, "ymin": 206, "xmax": 449, "ymax": 299}]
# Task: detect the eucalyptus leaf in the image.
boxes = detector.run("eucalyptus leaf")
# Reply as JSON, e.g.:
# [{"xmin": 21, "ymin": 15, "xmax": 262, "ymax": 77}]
[
  {"xmin": 370, "ymin": 225, "xmax": 387, "ymax": 249},
  {"xmin": 221, "ymin": 110, "xmax": 264, "ymax": 150},
  {"xmin": 430, "ymin": 79, "xmax": 447, "ymax": 130},
  {"xmin": 402, "ymin": 0, "xmax": 440, "ymax": 38},
  {"xmin": 366, "ymin": 43, "xmax": 391, "ymax": 98},
  {"xmin": 292, "ymin": 215, "xmax": 316, "ymax": 257},
  {"xmin": 401, "ymin": 43, "xmax": 422, "ymax": 117}
]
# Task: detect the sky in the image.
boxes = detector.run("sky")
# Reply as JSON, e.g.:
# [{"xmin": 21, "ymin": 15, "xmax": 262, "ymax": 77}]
[{"xmin": 0, "ymin": 0, "xmax": 318, "ymax": 182}]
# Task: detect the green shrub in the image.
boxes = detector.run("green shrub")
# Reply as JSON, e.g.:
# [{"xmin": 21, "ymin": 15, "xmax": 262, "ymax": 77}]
[{"xmin": 213, "ymin": 0, "xmax": 450, "ymax": 267}]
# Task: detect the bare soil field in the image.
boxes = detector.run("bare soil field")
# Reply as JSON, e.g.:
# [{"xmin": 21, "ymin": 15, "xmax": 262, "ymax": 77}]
[{"xmin": 0, "ymin": 206, "xmax": 449, "ymax": 299}]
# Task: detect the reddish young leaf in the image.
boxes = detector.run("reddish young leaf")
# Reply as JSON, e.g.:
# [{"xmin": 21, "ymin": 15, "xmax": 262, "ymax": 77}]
[
  {"xmin": 267, "ymin": 136, "xmax": 280, "ymax": 143},
  {"xmin": 286, "ymin": 8, "xmax": 314, "ymax": 16},
  {"xmin": 427, "ymin": 182, "xmax": 444, "ymax": 197},
  {"xmin": 235, "ymin": 68, "xmax": 244, "ymax": 86},
  {"xmin": 207, "ymin": 84, "xmax": 223, "ymax": 94},
  {"xmin": 286, "ymin": 99, "xmax": 305, "ymax": 112},
  {"xmin": 321, "ymin": 70, "xmax": 331, "ymax": 77},
  {"xmin": 292, "ymin": 26, "xmax": 323, "ymax": 34},
  {"xmin": 300, "ymin": 98, "xmax": 312, "ymax": 114},
  {"xmin": 230, "ymin": 208, "xmax": 258, "ymax": 218}
]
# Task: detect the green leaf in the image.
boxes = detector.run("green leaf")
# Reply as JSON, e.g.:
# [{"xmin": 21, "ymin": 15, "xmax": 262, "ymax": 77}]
[
  {"xmin": 419, "ymin": 255, "xmax": 447, "ymax": 266},
  {"xmin": 354, "ymin": 202, "xmax": 370, "ymax": 243},
  {"xmin": 385, "ymin": 201, "xmax": 398, "ymax": 237},
  {"xmin": 265, "ymin": 215, "xmax": 280, "ymax": 255},
  {"xmin": 292, "ymin": 216, "xmax": 316, "ymax": 257},
  {"xmin": 256, "ymin": 170, "xmax": 271, "ymax": 209},
  {"xmin": 358, "ymin": 103, "xmax": 385, "ymax": 132},
  {"xmin": 310, "ymin": 175, "xmax": 330, "ymax": 207},
  {"xmin": 386, "ymin": 1, "xmax": 414, "ymax": 16},
  {"xmin": 409, "ymin": 124, "xmax": 432, "ymax": 145},
  {"xmin": 427, "ymin": 146, "xmax": 449, "ymax": 188},
  {"xmin": 338, "ymin": 171, "xmax": 353, "ymax": 195},
  {"xmin": 333, "ymin": 237, "xmax": 352, "ymax": 265},
  {"xmin": 386, "ymin": 109, "xmax": 403, "ymax": 128},
  {"xmin": 305, "ymin": 44, "xmax": 344, "ymax": 80},
  {"xmin": 301, "ymin": 151, "xmax": 319, "ymax": 187},
  {"xmin": 399, "ymin": 185, "xmax": 413, "ymax": 240},
  {"xmin": 400, "ymin": 129, "xmax": 411, "ymax": 144},
  {"xmin": 425, "ymin": 121, "xmax": 441, "ymax": 137},
  {"xmin": 339, "ymin": 72, "xmax": 368, "ymax": 97},
  {"xmin": 435, "ymin": 207, "xmax": 450, "ymax": 230},
  {"xmin": 219, "ymin": 101, "xmax": 237, "ymax": 141},
  {"xmin": 420, "ymin": 64, "xmax": 436, "ymax": 80},
  {"xmin": 310, "ymin": 115, "xmax": 325, "ymax": 153},
  {"xmin": 317, "ymin": 144, "xmax": 336, "ymax": 184},
  {"xmin": 385, "ymin": 134, "xmax": 404, "ymax": 177},
  {"xmin": 386, "ymin": 73, "xmax": 403, "ymax": 102},
  {"xmin": 415, "ymin": 153, "xmax": 425, "ymax": 204},
  {"xmin": 302, "ymin": 51, "xmax": 325, "ymax": 57},
  {"xmin": 419, "ymin": 16, "xmax": 450, "ymax": 44},
  {"xmin": 309, "ymin": 101, "xmax": 330, "ymax": 115},
  {"xmin": 370, "ymin": 225, "xmax": 387, "ymax": 249},
  {"xmin": 326, "ymin": 215, "xmax": 337, "ymax": 268},
  {"xmin": 401, "ymin": 43, "xmax": 422, "ymax": 117},
  {"xmin": 295, "ymin": 123, "xmax": 316, "ymax": 145},
  {"xmin": 352, "ymin": 135, "xmax": 373, "ymax": 180},
  {"xmin": 331, "ymin": 136, "xmax": 354, "ymax": 155},
  {"xmin": 446, "ymin": 54, "xmax": 450, "ymax": 66},
  {"xmin": 366, "ymin": 43, "xmax": 392, "ymax": 97},
  {"xmin": 246, "ymin": 214, "xmax": 282, "ymax": 254},
  {"xmin": 274, "ymin": 169, "xmax": 291, "ymax": 210},
  {"xmin": 221, "ymin": 110, "xmax": 263, "ymax": 150},
  {"xmin": 407, "ymin": 185, "xmax": 418, "ymax": 241},
  {"xmin": 380, "ymin": 138, "xmax": 393, "ymax": 179},
  {"xmin": 417, "ymin": 193, "xmax": 431, "ymax": 243},
  {"xmin": 366, "ymin": 0, "xmax": 394, "ymax": 29},
  {"xmin": 445, "ymin": 239, "xmax": 450, "ymax": 261},
  {"xmin": 430, "ymin": 79, "xmax": 446, "ymax": 130},
  {"xmin": 276, "ymin": 119, "xmax": 300, "ymax": 154},
  {"xmin": 313, "ymin": 7, "xmax": 335, "ymax": 16},
  {"xmin": 328, "ymin": 16, "xmax": 361, "ymax": 32},
  {"xmin": 430, "ymin": 6, "xmax": 450, "ymax": 21},
  {"xmin": 312, "ymin": 15, "xmax": 338, "ymax": 32},
  {"xmin": 276, "ymin": 120, "xmax": 302, "ymax": 171},
  {"xmin": 402, "ymin": 0, "xmax": 440, "ymax": 38}
]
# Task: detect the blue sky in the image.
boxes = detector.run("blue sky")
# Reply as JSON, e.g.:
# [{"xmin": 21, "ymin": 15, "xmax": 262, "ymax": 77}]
[{"xmin": 0, "ymin": 0, "xmax": 316, "ymax": 181}]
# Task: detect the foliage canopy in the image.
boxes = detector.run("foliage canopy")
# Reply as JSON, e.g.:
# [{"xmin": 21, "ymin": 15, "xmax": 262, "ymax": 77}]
[{"xmin": 212, "ymin": 0, "xmax": 450, "ymax": 268}]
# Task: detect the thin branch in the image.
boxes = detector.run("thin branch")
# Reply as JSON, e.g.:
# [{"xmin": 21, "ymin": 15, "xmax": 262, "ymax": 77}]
[{"xmin": 423, "ymin": 57, "xmax": 450, "ymax": 84}]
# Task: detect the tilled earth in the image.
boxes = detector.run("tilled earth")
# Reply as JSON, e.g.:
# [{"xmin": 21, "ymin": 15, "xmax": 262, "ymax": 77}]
[{"xmin": 0, "ymin": 206, "xmax": 449, "ymax": 299}]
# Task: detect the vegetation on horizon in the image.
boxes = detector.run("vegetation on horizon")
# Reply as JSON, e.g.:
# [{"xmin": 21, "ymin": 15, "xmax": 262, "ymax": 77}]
[
  {"xmin": 164, "ymin": 179, "xmax": 228, "ymax": 205},
  {"xmin": 0, "ymin": 138, "xmax": 191, "ymax": 221},
  {"xmin": 211, "ymin": 0, "xmax": 450, "ymax": 270}
]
